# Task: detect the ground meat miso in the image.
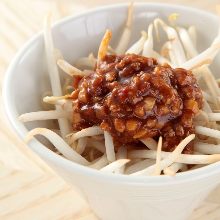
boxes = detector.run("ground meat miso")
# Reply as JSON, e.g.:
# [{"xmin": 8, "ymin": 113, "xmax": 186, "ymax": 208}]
[{"xmin": 72, "ymin": 54, "xmax": 203, "ymax": 153}]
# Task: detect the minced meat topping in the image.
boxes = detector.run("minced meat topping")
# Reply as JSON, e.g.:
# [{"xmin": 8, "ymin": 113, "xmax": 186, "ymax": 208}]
[{"xmin": 71, "ymin": 54, "xmax": 203, "ymax": 153}]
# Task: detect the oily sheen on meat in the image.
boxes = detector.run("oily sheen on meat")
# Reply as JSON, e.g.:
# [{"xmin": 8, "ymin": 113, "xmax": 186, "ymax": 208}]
[{"xmin": 71, "ymin": 54, "xmax": 203, "ymax": 153}]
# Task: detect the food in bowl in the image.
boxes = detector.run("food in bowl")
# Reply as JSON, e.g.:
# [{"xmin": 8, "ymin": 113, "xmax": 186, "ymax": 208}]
[{"xmin": 19, "ymin": 4, "xmax": 220, "ymax": 176}]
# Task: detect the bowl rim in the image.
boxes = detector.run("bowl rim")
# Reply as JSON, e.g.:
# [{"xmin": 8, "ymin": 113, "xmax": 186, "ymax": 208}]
[{"xmin": 3, "ymin": 2, "xmax": 220, "ymax": 186}]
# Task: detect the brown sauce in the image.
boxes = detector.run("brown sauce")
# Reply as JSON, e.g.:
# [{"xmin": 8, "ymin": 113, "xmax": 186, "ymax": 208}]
[{"xmin": 71, "ymin": 54, "xmax": 203, "ymax": 153}]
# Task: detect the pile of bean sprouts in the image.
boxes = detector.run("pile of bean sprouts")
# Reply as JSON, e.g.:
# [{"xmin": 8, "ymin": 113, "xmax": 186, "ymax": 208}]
[{"xmin": 19, "ymin": 4, "xmax": 220, "ymax": 176}]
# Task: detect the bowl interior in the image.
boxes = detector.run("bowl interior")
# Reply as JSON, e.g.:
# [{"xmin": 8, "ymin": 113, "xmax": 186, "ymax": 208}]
[{"xmin": 4, "ymin": 3, "xmax": 220, "ymax": 183}]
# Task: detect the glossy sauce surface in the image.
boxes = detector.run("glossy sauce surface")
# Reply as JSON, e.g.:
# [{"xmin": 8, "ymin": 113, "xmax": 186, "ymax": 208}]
[{"xmin": 72, "ymin": 54, "xmax": 203, "ymax": 153}]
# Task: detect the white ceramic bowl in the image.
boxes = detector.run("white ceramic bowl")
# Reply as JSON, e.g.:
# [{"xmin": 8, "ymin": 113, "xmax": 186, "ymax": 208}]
[{"xmin": 3, "ymin": 3, "xmax": 220, "ymax": 220}]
